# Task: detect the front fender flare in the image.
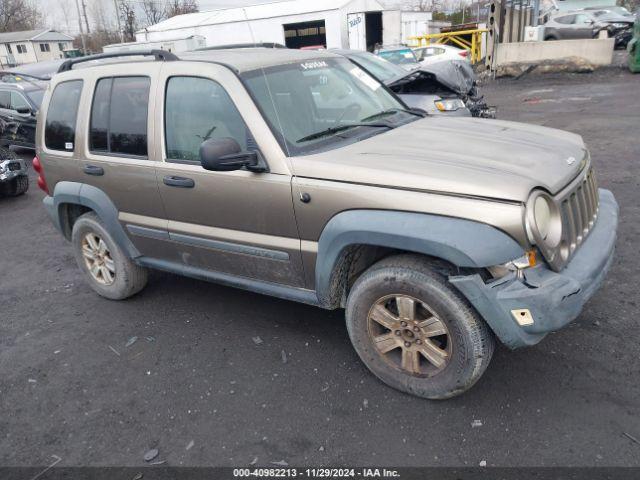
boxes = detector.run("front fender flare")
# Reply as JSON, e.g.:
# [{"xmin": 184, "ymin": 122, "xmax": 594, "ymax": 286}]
[{"xmin": 315, "ymin": 210, "xmax": 524, "ymax": 306}]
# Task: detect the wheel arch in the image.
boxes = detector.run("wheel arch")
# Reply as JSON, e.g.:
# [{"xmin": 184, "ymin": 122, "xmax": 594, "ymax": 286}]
[
  {"xmin": 315, "ymin": 210, "xmax": 524, "ymax": 308},
  {"xmin": 46, "ymin": 181, "xmax": 140, "ymax": 259}
]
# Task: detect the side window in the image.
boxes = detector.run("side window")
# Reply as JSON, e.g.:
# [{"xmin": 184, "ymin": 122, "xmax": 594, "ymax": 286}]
[
  {"xmin": 11, "ymin": 92, "xmax": 30, "ymax": 110},
  {"xmin": 0, "ymin": 91, "xmax": 10, "ymax": 109},
  {"xmin": 89, "ymin": 76, "xmax": 150, "ymax": 157},
  {"xmin": 165, "ymin": 76, "xmax": 249, "ymax": 163},
  {"xmin": 555, "ymin": 15, "xmax": 575, "ymax": 24},
  {"xmin": 44, "ymin": 80, "xmax": 83, "ymax": 152}
]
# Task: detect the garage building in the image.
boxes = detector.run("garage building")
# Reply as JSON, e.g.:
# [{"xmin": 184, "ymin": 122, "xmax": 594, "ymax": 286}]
[{"xmin": 135, "ymin": 0, "xmax": 401, "ymax": 52}]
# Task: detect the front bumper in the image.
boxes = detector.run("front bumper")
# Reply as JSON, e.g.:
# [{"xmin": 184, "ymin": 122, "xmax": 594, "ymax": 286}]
[{"xmin": 450, "ymin": 189, "xmax": 618, "ymax": 349}]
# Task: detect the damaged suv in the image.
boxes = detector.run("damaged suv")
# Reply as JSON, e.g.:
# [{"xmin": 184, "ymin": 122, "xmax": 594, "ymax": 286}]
[{"xmin": 37, "ymin": 49, "xmax": 618, "ymax": 399}]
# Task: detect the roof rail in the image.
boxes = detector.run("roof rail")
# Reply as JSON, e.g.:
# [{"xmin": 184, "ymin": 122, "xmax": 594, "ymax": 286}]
[
  {"xmin": 57, "ymin": 49, "xmax": 179, "ymax": 73},
  {"xmin": 196, "ymin": 43, "xmax": 287, "ymax": 51}
]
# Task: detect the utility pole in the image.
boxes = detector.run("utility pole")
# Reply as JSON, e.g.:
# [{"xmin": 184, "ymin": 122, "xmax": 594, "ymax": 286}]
[
  {"xmin": 81, "ymin": 0, "xmax": 91, "ymax": 34},
  {"xmin": 113, "ymin": 0, "xmax": 124, "ymax": 43},
  {"xmin": 74, "ymin": 0, "xmax": 88, "ymax": 53}
]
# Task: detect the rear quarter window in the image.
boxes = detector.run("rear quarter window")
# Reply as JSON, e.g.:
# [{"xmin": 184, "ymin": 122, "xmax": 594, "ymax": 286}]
[{"xmin": 45, "ymin": 80, "xmax": 83, "ymax": 152}]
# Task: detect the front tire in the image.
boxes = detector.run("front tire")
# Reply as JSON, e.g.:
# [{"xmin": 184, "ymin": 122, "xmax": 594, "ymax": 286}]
[
  {"xmin": 71, "ymin": 212, "xmax": 148, "ymax": 300},
  {"xmin": 345, "ymin": 254, "xmax": 494, "ymax": 399}
]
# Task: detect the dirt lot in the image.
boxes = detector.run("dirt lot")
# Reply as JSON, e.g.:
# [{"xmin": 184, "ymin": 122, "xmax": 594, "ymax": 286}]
[{"xmin": 1, "ymin": 64, "xmax": 639, "ymax": 468}]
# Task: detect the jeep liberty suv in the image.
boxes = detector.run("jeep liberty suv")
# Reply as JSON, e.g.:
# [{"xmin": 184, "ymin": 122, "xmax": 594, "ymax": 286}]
[{"xmin": 37, "ymin": 49, "xmax": 618, "ymax": 399}]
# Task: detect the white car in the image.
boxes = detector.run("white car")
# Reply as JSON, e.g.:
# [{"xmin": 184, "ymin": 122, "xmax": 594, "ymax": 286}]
[{"xmin": 413, "ymin": 44, "xmax": 470, "ymax": 66}]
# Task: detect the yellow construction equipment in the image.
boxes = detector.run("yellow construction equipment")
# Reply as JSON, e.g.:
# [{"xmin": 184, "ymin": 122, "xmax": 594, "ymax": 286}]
[{"xmin": 409, "ymin": 29, "xmax": 487, "ymax": 64}]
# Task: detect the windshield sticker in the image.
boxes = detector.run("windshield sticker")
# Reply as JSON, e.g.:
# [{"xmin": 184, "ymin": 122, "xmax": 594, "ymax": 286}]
[
  {"xmin": 300, "ymin": 61, "xmax": 328, "ymax": 70},
  {"xmin": 349, "ymin": 67, "xmax": 381, "ymax": 91},
  {"xmin": 403, "ymin": 52, "xmax": 414, "ymax": 58}
]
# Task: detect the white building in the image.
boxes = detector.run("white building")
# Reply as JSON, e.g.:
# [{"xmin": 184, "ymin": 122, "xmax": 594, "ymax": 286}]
[
  {"xmin": 136, "ymin": 0, "xmax": 401, "ymax": 52},
  {"xmin": 0, "ymin": 29, "xmax": 74, "ymax": 67},
  {"xmin": 103, "ymin": 35, "xmax": 207, "ymax": 54},
  {"xmin": 401, "ymin": 11, "xmax": 433, "ymax": 42}
]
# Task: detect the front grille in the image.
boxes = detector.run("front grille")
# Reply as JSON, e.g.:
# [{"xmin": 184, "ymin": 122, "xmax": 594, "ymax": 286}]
[
  {"xmin": 559, "ymin": 168, "xmax": 599, "ymax": 259},
  {"xmin": 7, "ymin": 162, "xmax": 21, "ymax": 171}
]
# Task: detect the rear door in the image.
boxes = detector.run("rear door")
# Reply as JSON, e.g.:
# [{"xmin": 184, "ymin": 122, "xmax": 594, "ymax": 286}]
[
  {"xmin": 41, "ymin": 64, "xmax": 170, "ymax": 259},
  {"xmin": 152, "ymin": 62, "xmax": 305, "ymax": 287},
  {"xmin": 573, "ymin": 14, "xmax": 596, "ymax": 38}
]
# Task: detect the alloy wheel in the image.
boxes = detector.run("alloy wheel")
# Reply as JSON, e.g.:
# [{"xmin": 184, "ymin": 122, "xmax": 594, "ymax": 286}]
[
  {"xmin": 81, "ymin": 232, "xmax": 116, "ymax": 286},
  {"xmin": 367, "ymin": 294, "xmax": 451, "ymax": 377}
]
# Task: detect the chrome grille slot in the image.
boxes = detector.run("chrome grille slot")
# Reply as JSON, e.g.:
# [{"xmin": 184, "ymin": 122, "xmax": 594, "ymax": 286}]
[{"xmin": 558, "ymin": 168, "xmax": 599, "ymax": 263}]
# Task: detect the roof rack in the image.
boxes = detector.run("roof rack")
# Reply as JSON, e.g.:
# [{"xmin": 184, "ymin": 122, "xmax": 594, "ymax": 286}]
[
  {"xmin": 196, "ymin": 43, "xmax": 287, "ymax": 51},
  {"xmin": 57, "ymin": 49, "xmax": 179, "ymax": 73}
]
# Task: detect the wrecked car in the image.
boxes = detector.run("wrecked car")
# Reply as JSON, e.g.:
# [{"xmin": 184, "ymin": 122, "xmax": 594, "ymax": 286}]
[
  {"xmin": 0, "ymin": 74, "xmax": 47, "ymax": 150},
  {"xmin": 0, "ymin": 147, "xmax": 28, "ymax": 197},
  {"xmin": 544, "ymin": 10, "xmax": 633, "ymax": 48},
  {"xmin": 39, "ymin": 48, "xmax": 617, "ymax": 399},
  {"xmin": 335, "ymin": 49, "xmax": 494, "ymax": 118}
]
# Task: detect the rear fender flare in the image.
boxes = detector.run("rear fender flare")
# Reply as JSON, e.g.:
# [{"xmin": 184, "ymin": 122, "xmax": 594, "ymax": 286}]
[{"xmin": 50, "ymin": 181, "xmax": 140, "ymax": 259}]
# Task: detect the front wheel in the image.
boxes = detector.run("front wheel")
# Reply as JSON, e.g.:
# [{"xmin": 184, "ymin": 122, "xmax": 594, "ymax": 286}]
[{"xmin": 345, "ymin": 254, "xmax": 495, "ymax": 399}]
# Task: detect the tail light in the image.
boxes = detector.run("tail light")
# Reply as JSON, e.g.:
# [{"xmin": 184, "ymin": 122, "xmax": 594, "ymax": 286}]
[
  {"xmin": 459, "ymin": 51, "xmax": 469, "ymax": 57},
  {"xmin": 32, "ymin": 155, "xmax": 49, "ymax": 195}
]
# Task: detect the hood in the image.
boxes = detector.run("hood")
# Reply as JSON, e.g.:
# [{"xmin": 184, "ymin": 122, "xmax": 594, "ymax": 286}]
[
  {"xmin": 387, "ymin": 60, "xmax": 476, "ymax": 96},
  {"xmin": 418, "ymin": 60, "xmax": 476, "ymax": 95},
  {"xmin": 291, "ymin": 117, "xmax": 587, "ymax": 202}
]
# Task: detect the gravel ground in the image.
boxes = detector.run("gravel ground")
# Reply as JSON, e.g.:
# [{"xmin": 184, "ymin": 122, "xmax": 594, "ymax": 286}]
[{"xmin": 1, "ymin": 62, "xmax": 639, "ymax": 468}]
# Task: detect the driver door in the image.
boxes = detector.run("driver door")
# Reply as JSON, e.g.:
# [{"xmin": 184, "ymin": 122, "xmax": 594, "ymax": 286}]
[{"xmin": 152, "ymin": 62, "xmax": 305, "ymax": 287}]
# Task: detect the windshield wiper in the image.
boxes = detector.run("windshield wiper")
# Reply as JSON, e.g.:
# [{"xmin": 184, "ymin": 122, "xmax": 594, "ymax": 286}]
[
  {"xmin": 296, "ymin": 122, "xmax": 393, "ymax": 143},
  {"xmin": 361, "ymin": 108, "xmax": 426, "ymax": 122}
]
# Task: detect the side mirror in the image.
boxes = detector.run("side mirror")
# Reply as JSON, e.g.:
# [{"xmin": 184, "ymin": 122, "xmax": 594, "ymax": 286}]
[
  {"xmin": 199, "ymin": 137, "xmax": 264, "ymax": 172},
  {"xmin": 15, "ymin": 107, "xmax": 31, "ymax": 115}
]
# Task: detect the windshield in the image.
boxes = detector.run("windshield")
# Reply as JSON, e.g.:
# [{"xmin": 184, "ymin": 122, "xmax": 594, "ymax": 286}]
[
  {"xmin": 347, "ymin": 52, "xmax": 409, "ymax": 83},
  {"xmin": 377, "ymin": 49, "xmax": 419, "ymax": 67},
  {"xmin": 242, "ymin": 57, "xmax": 417, "ymax": 155},
  {"xmin": 26, "ymin": 89, "xmax": 45, "ymax": 107}
]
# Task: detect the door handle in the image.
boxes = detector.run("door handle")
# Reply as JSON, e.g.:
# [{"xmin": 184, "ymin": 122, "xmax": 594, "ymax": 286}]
[
  {"xmin": 83, "ymin": 165, "xmax": 104, "ymax": 176},
  {"xmin": 163, "ymin": 175, "xmax": 195, "ymax": 188}
]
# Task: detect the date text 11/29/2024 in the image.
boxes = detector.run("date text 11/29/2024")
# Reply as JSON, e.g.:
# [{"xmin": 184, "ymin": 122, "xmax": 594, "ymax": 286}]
[{"xmin": 233, "ymin": 468, "xmax": 400, "ymax": 478}]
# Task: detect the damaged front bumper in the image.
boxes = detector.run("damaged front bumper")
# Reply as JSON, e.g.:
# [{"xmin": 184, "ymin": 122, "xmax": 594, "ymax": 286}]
[
  {"xmin": 450, "ymin": 189, "xmax": 618, "ymax": 349},
  {"xmin": 0, "ymin": 158, "xmax": 27, "ymax": 182}
]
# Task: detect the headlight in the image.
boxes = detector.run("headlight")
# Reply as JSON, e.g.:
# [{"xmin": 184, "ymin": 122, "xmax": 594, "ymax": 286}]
[
  {"xmin": 611, "ymin": 23, "xmax": 628, "ymax": 28},
  {"xmin": 526, "ymin": 191, "xmax": 562, "ymax": 248},
  {"xmin": 434, "ymin": 98, "xmax": 465, "ymax": 112}
]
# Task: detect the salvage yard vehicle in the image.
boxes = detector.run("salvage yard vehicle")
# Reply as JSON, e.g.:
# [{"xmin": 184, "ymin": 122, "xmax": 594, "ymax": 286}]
[
  {"xmin": 333, "ymin": 49, "xmax": 470, "ymax": 116},
  {"xmin": 37, "ymin": 49, "xmax": 618, "ymax": 399},
  {"xmin": 412, "ymin": 44, "xmax": 470, "ymax": 65},
  {"xmin": 336, "ymin": 49, "xmax": 494, "ymax": 118},
  {"xmin": 0, "ymin": 74, "xmax": 47, "ymax": 150},
  {"xmin": 0, "ymin": 147, "xmax": 28, "ymax": 196},
  {"xmin": 543, "ymin": 10, "xmax": 633, "ymax": 48}
]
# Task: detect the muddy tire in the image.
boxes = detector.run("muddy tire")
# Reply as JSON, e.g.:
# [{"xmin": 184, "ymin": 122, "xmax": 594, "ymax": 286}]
[
  {"xmin": 345, "ymin": 254, "xmax": 495, "ymax": 399},
  {"xmin": 71, "ymin": 212, "xmax": 148, "ymax": 300}
]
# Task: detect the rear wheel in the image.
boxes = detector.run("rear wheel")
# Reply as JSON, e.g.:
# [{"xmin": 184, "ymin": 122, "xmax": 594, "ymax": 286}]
[
  {"xmin": 345, "ymin": 254, "xmax": 495, "ymax": 399},
  {"xmin": 71, "ymin": 212, "xmax": 148, "ymax": 300}
]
